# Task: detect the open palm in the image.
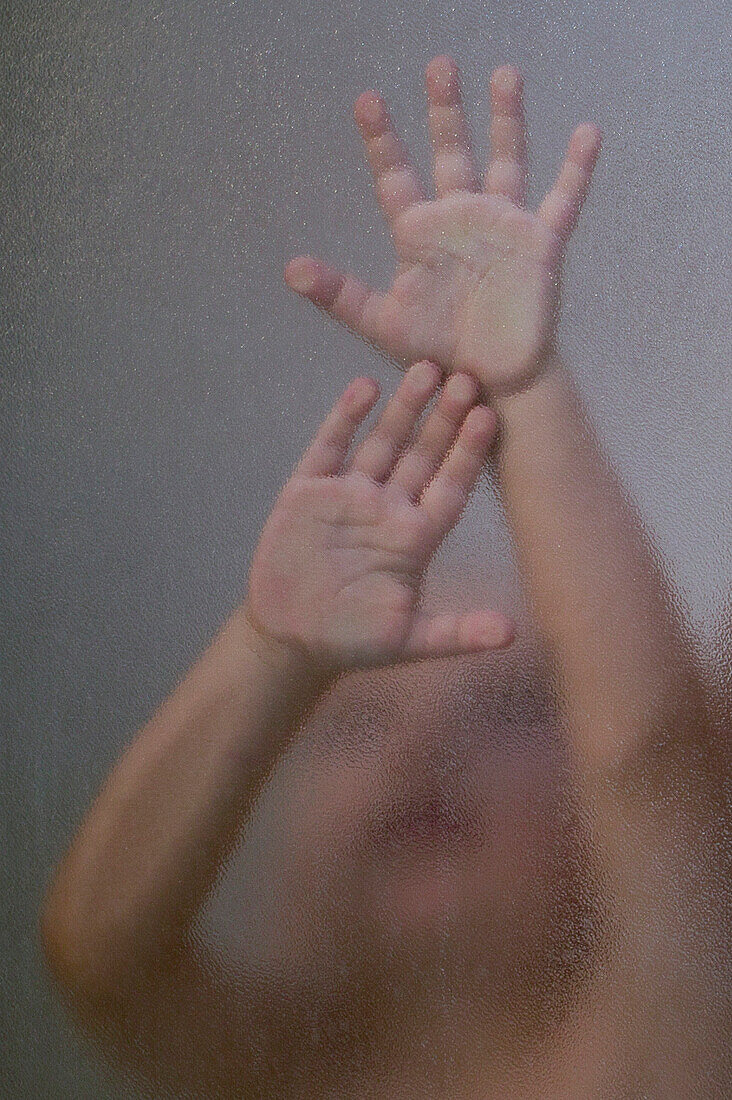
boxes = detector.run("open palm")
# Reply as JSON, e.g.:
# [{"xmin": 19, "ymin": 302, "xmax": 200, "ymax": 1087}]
[
  {"xmin": 285, "ymin": 58, "xmax": 602, "ymax": 396},
  {"xmin": 247, "ymin": 362, "xmax": 513, "ymax": 671}
]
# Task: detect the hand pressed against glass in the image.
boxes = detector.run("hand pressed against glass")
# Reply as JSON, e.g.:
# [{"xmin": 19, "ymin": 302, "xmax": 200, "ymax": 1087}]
[
  {"xmin": 285, "ymin": 57, "xmax": 602, "ymax": 396},
  {"xmin": 246, "ymin": 361, "xmax": 513, "ymax": 671}
]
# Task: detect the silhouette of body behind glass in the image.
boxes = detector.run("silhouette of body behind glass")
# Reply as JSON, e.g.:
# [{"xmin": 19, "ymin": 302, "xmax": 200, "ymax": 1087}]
[{"xmin": 41, "ymin": 58, "xmax": 730, "ymax": 1099}]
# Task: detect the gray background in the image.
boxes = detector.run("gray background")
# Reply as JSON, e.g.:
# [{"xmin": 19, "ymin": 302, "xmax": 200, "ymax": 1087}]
[{"xmin": 2, "ymin": 0, "xmax": 730, "ymax": 1096}]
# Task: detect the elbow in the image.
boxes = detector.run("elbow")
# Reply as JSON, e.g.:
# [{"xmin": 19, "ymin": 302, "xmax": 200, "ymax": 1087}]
[
  {"xmin": 39, "ymin": 874, "xmax": 92, "ymax": 1000},
  {"xmin": 612, "ymin": 672, "xmax": 722, "ymax": 800},
  {"xmin": 40, "ymin": 864, "xmax": 178, "ymax": 1015},
  {"xmin": 39, "ymin": 869, "xmax": 122, "ymax": 1008}
]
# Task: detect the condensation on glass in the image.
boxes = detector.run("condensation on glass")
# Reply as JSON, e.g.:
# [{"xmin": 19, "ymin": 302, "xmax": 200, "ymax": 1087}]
[{"xmin": 3, "ymin": 2, "xmax": 730, "ymax": 1098}]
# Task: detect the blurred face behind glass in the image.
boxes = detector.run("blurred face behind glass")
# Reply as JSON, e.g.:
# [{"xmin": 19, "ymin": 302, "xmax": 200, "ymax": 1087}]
[{"xmin": 257, "ymin": 619, "xmax": 603, "ymax": 1029}]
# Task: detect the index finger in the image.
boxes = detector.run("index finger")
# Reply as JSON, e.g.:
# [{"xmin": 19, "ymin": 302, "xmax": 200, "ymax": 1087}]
[{"xmin": 295, "ymin": 377, "xmax": 380, "ymax": 478}]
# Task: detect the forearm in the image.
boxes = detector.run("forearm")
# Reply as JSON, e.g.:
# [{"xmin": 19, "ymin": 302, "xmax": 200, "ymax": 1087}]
[
  {"xmin": 494, "ymin": 355, "xmax": 709, "ymax": 783},
  {"xmin": 41, "ymin": 603, "xmax": 333, "ymax": 998}
]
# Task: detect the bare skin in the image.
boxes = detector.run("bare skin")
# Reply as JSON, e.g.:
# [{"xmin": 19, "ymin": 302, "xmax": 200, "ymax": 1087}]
[
  {"xmin": 284, "ymin": 62, "xmax": 590, "ymax": 398},
  {"xmin": 40, "ymin": 59, "xmax": 729, "ymax": 1099}
]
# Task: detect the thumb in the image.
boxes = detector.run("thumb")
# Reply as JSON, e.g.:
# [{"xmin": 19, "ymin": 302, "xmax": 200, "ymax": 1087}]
[
  {"xmin": 284, "ymin": 256, "xmax": 386, "ymax": 345},
  {"xmin": 400, "ymin": 609, "xmax": 515, "ymax": 661}
]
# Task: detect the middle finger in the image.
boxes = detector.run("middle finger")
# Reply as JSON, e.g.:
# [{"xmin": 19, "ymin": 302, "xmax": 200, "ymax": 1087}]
[
  {"xmin": 390, "ymin": 372, "xmax": 480, "ymax": 499},
  {"xmin": 426, "ymin": 55, "xmax": 480, "ymax": 197}
]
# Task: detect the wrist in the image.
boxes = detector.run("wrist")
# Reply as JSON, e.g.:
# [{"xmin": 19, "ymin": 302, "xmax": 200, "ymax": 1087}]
[
  {"xmin": 492, "ymin": 349, "xmax": 570, "ymax": 422},
  {"xmin": 234, "ymin": 600, "xmax": 337, "ymax": 690}
]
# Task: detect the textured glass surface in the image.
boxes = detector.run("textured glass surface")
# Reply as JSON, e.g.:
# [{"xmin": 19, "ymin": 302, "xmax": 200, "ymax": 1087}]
[{"xmin": 3, "ymin": 2, "xmax": 730, "ymax": 1098}]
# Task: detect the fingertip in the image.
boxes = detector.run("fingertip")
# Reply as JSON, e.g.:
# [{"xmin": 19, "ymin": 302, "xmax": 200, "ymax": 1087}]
[
  {"xmin": 484, "ymin": 402, "xmax": 498, "ymax": 429},
  {"xmin": 407, "ymin": 359, "xmax": 442, "ymax": 387},
  {"xmin": 573, "ymin": 122, "xmax": 604, "ymax": 158},
  {"xmin": 457, "ymin": 610, "xmax": 515, "ymax": 654},
  {"xmin": 284, "ymin": 256, "xmax": 315, "ymax": 295},
  {"xmin": 344, "ymin": 375, "xmax": 380, "ymax": 410},
  {"xmin": 466, "ymin": 402, "xmax": 498, "ymax": 437},
  {"xmin": 354, "ymin": 90, "xmax": 387, "ymax": 134},
  {"xmin": 416, "ymin": 358, "xmax": 444, "ymax": 376},
  {"xmin": 426, "ymin": 53, "xmax": 458, "ymax": 76},
  {"xmin": 491, "ymin": 64, "xmax": 523, "ymax": 98},
  {"xmin": 491, "ymin": 614, "xmax": 516, "ymax": 649},
  {"xmin": 363, "ymin": 376, "xmax": 381, "ymax": 402},
  {"xmin": 446, "ymin": 371, "xmax": 479, "ymax": 405},
  {"xmin": 475, "ymin": 611, "xmax": 515, "ymax": 651},
  {"xmin": 425, "ymin": 55, "xmax": 460, "ymax": 102}
]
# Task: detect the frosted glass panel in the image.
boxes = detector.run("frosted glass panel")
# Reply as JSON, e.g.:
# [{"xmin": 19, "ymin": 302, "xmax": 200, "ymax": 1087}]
[{"xmin": 4, "ymin": 2, "xmax": 729, "ymax": 1097}]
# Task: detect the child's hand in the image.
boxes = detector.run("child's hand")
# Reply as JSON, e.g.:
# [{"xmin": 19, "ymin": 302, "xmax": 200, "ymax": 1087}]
[
  {"xmin": 285, "ymin": 58, "xmax": 602, "ymax": 397},
  {"xmin": 246, "ymin": 361, "xmax": 513, "ymax": 672}
]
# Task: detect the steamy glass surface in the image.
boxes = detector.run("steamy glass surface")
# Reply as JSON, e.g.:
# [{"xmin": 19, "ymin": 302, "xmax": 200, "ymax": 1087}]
[{"xmin": 3, "ymin": 2, "xmax": 730, "ymax": 1097}]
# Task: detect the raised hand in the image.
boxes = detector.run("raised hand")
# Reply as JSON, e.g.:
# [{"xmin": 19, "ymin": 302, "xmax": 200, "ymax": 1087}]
[
  {"xmin": 246, "ymin": 362, "xmax": 513, "ymax": 671},
  {"xmin": 285, "ymin": 58, "xmax": 602, "ymax": 397}
]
